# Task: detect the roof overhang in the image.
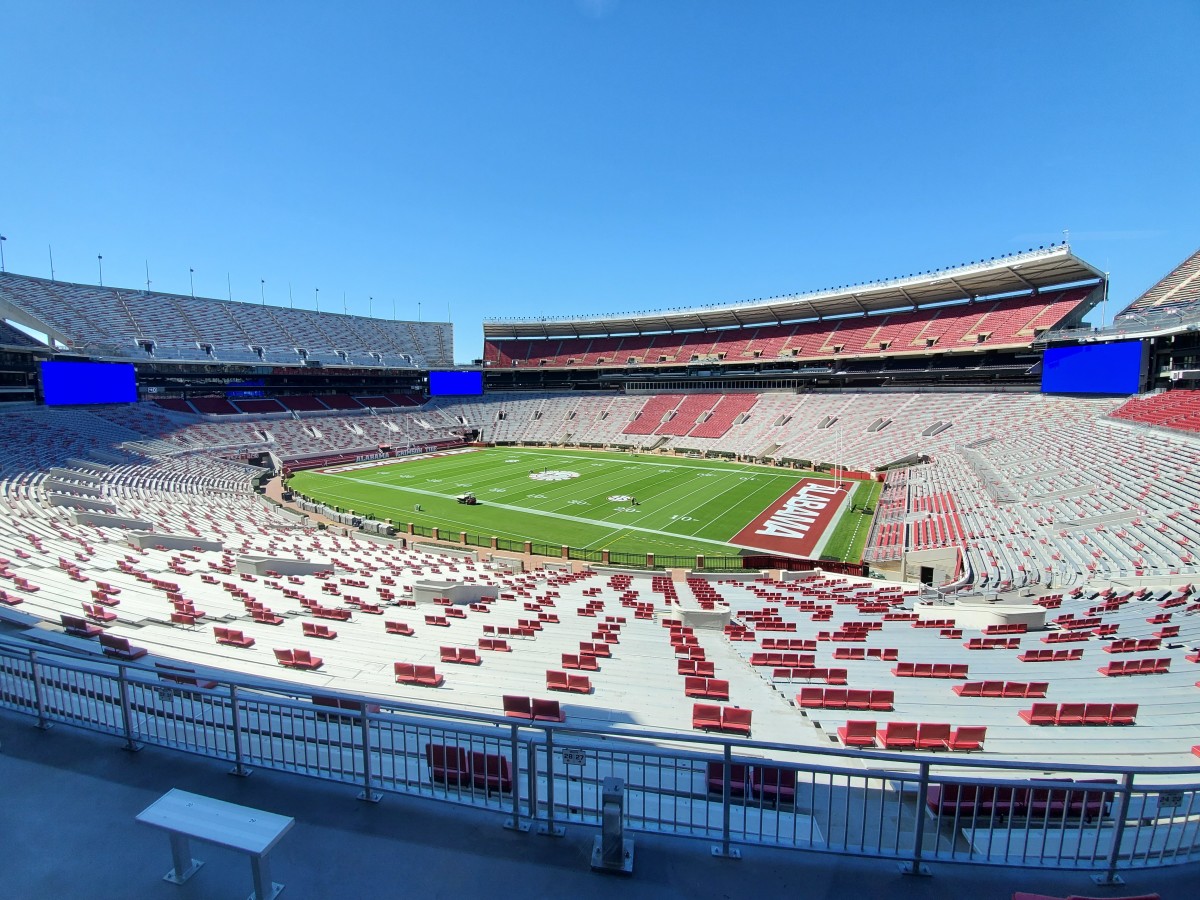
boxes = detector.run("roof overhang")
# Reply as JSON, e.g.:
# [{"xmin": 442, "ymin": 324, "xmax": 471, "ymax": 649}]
[{"xmin": 484, "ymin": 244, "xmax": 1105, "ymax": 340}]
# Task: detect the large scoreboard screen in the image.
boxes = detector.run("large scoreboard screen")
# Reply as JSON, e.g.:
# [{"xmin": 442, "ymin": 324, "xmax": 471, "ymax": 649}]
[
  {"xmin": 429, "ymin": 370, "xmax": 483, "ymax": 396},
  {"xmin": 1041, "ymin": 341, "xmax": 1143, "ymax": 395},
  {"xmin": 40, "ymin": 361, "xmax": 138, "ymax": 406}
]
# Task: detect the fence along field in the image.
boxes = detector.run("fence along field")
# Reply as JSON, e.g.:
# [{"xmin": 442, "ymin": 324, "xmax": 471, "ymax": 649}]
[{"xmin": 288, "ymin": 447, "xmax": 880, "ymax": 562}]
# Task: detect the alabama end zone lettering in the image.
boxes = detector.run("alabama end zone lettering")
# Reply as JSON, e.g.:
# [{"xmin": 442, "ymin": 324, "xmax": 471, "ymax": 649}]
[{"xmin": 731, "ymin": 478, "xmax": 849, "ymax": 556}]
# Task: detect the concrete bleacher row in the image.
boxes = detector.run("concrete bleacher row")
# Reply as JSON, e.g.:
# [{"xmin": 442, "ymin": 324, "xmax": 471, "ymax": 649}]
[
  {"xmin": 0, "ymin": 272, "xmax": 452, "ymax": 367},
  {"xmin": 483, "ymin": 287, "xmax": 1091, "ymax": 368}
]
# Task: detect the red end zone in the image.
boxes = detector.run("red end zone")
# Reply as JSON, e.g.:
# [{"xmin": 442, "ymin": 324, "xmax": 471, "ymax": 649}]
[{"xmin": 731, "ymin": 478, "xmax": 850, "ymax": 556}]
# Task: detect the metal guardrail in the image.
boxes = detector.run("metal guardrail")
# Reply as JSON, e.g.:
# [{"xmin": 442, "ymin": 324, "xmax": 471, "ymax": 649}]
[{"xmin": 1, "ymin": 638, "xmax": 1198, "ymax": 879}]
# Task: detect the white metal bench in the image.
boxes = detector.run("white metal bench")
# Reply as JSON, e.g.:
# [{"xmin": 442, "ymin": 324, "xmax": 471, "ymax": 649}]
[{"xmin": 136, "ymin": 788, "xmax": 294, "ymax": 900}]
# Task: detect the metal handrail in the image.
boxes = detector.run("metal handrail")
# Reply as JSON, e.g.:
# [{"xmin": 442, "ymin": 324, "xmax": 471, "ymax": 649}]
[{"xmin": 1, "ymin": 634, "xmax": 1197, "ymax": 877}]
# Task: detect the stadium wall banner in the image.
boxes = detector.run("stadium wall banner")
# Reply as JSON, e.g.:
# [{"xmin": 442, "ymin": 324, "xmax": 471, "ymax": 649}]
[{"xmin": 732, "ymin": 478, "xmax": 849, "ymax": 556}]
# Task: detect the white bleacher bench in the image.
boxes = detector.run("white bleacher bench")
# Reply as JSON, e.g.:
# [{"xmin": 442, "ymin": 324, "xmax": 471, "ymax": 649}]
[{"xmin": 135, "ymin": 788, "xmax": 294, "ymax": 900}]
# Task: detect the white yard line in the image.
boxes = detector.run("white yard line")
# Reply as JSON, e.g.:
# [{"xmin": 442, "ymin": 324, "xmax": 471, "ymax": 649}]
[{"xmin": 322, "ymin": 472, "xmax": 756, "ymax": 551}]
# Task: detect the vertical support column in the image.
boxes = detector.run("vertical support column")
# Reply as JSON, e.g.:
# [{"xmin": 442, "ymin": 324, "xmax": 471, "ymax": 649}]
[
  {"xmin": 900, "ymin": 762, "xmax": 931, "ymax": 876},
  {"xmin": 29, "ymin": 650, "xmax": 53, "ymax": 731},
  {"xmin": 229, "ymin": 685, "xmax": 252, "ymax": 777},
  {"xmin": 1095, "ymin": 771, "xmax": 1135, "ymax": 886},
  {"xmin": 358, "ymin": 708, "xmax": 380, "ymax": 802},
  {"xmin": 117, "ymin": 665, "xmax": 142, "ymax": 752},
  {"xmin": 504, "ymin": 724, "xmax": 530, "ymax": 831},
  {"xmin": 711, "ymin": 743, "xmax": 741, "ymax": 858},
  {"xmin": 538, "ymin": 731, "xmax": 564, "ymax": 837}
]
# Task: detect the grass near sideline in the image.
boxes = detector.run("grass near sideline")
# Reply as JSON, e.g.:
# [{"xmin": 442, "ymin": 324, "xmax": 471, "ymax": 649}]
[{"xmin": 288, "ymin": 447, "xmax": 875, "ymax": 562}]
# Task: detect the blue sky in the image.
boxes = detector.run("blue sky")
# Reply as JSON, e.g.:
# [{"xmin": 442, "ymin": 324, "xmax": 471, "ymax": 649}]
[{"xmin": 2, "ymin": 1, "xmax": 1197, "ymax": 362}]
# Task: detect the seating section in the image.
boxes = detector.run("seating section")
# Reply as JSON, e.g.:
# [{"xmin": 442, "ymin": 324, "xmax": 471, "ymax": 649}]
[
  {"xmin": 1113, "ymin": 390, "xmax": 1200, "ymax": 434},
  {"xmin": 0, "ymin": 272, "xmax": 451, "ymax": 367},
  {"xmin": 484, "ymin": 286, "xmax": 1092, "ymax": 368}
]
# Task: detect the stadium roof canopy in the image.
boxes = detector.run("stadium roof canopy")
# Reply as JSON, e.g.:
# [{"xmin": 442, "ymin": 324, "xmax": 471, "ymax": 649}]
[{"xmin": 483, "ymin": 244, "xmax": 1104, "ymax": 339}]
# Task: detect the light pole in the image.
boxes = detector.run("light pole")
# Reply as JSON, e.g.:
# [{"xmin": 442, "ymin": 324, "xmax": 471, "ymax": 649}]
[
  {"xmin": 189, "ymin": 268, "xmax": 195, "ymax": 298},
  {"xmin": 97, "ymin": 254, "xmax": 104, "ymax": 286},
  {"xmin": 0, "ymin": 234, "xmax": 6, "ymax": 272}
]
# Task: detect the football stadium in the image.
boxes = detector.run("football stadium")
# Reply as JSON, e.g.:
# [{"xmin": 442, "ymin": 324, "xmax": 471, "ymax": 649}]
[
  {"xmin": 2, "ymin": 240, "xmax": 1200, "ymax": 898},
  {"xmin": 4, "ymin": 5, "xmax": 1200, "ymax": 898}
]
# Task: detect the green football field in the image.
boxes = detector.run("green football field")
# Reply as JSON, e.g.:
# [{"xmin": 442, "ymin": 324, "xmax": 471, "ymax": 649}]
[{"xmin": 287, "ymin": 448, "xmax": 880, "ymax": 562}]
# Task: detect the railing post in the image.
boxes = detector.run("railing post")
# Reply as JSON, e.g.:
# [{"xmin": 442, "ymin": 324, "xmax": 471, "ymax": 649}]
[
  {"xmin": 228, "ymin": 684, "xmax": 252, "ymax": 777},
  {"xmin": 1094, "ymin": 771, "xmax": 1135, "ymax": 886},
  {"xmin": 538, "ymin": 729, "xmax": 564, "ymax": 837},
  {"xmin": 900, "ymin": 761, "xmax": 931, "ymax": 876},
  {"xmin": 117, "ymin": 665, "xmax": 142, "ymax": 752},
  {"xmin": 504, "ymin": 724, "xmax": 530, "ymax": 831},
  {"xmin": 357, "ymin": 707, "xmax": 381, "ymax": 802},
  {"xmin": 28, "ymin": 650, "xmax": 53, "ymax": 731},
  {"xmin": 525, "ymin": 739, "xmax": 539, "ymax": 827},
  {"xmin": 711, "ymin": 743, "xmax": 741, "ymax": 859}
]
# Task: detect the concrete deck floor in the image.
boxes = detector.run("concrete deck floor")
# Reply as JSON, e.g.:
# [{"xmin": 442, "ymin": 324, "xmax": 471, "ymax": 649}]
[{"xmin": 0, "ymin": 706, "xmax": 1193, "ymax": 900}]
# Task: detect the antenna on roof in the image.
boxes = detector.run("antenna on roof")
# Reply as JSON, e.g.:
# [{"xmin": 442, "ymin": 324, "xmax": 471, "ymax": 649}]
[
  {"xmin": 1063, "ymin": 228, "xmax": 1070, "ymax": 247},
  {"xmin": 189, "ymin": 267, "xmax": 195, "ymax": 298},
  {"xmin": 97, "ymin": 254, "xmax": 104, "ymax": 286},
  {"xmin": 315, "ymin": 287, "xmax": 320, "ymax": 313},
  {"xmin": 145, "ymin": 261, "xmax": 151, "ymax": 293},
  {"xmin": 48, "ymin": 245, "xmax": 55, "ymax": 281},
  {"xmin": 260, "ymin": 279, "xmax": 266, "ymax": 306},
  {"xmin": 226, "ymin": 273, "xmax": 232, "ymax": 302},
  {"xmin": 288, "ymin": 282, "xmax": 293, "ymax": 309}
]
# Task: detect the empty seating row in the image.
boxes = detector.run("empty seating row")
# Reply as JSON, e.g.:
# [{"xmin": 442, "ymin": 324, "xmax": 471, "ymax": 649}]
[
  {"xmin": 692, "ymin": 703, "xmax": 752, "ymax": 736},
  {"xmin": 952, "ymin": 680, "xmax": 1047, "ymax": 698},
  {"xmin": 891, "ymin": 662, "xmax": 968, "ymax": 678},
  {"xmin": 273, "ymin": 648, "xmax": 322, "ymax": 670},
  {"xmin": 545, "ymin": 670, "xmax": 592, "ymax": 693},
  {"xmin": 832, "ymin": 646, "xmax": 898, "ymax": 661},
  {"xmin": 926, "ymin": 778, "xmax": 1117, "ymax": 821},
  {"xmin": 1097, "ymin": 657, "xmax": 1171, "ymax": 676},
  {"xmin": 1018, "ymin": 702, "xmax": 1138, "ymax": 726},
  {"xmin": 425, "ymin": 744, "xmax": 512, "ymax": 793},
  {"xmin": 796, "ymin": 687, "xmax": 894, "ymax": 711},
  {"xmin": 837, "ymin": 720, "xmax": 985, "ymax": 751},
  {"xmin": 683, "ymin": 677, "xmax": 730, "ymax": 701},
  {"xmin": 501, "ymin": 695, "xmax": 565, "ymax": 722},
  {"xmin": 393, "ymin": 662, "xmax": 442, "ymax": 686},
  {"xmin": 705, "ymin": 761, "xmax": 796, "ymax": 804}
]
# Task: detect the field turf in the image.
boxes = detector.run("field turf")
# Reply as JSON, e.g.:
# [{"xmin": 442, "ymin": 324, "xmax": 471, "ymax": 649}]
[{"xmin": 288, "ymin": 447, "xmax": 879, "ymax": 562}]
